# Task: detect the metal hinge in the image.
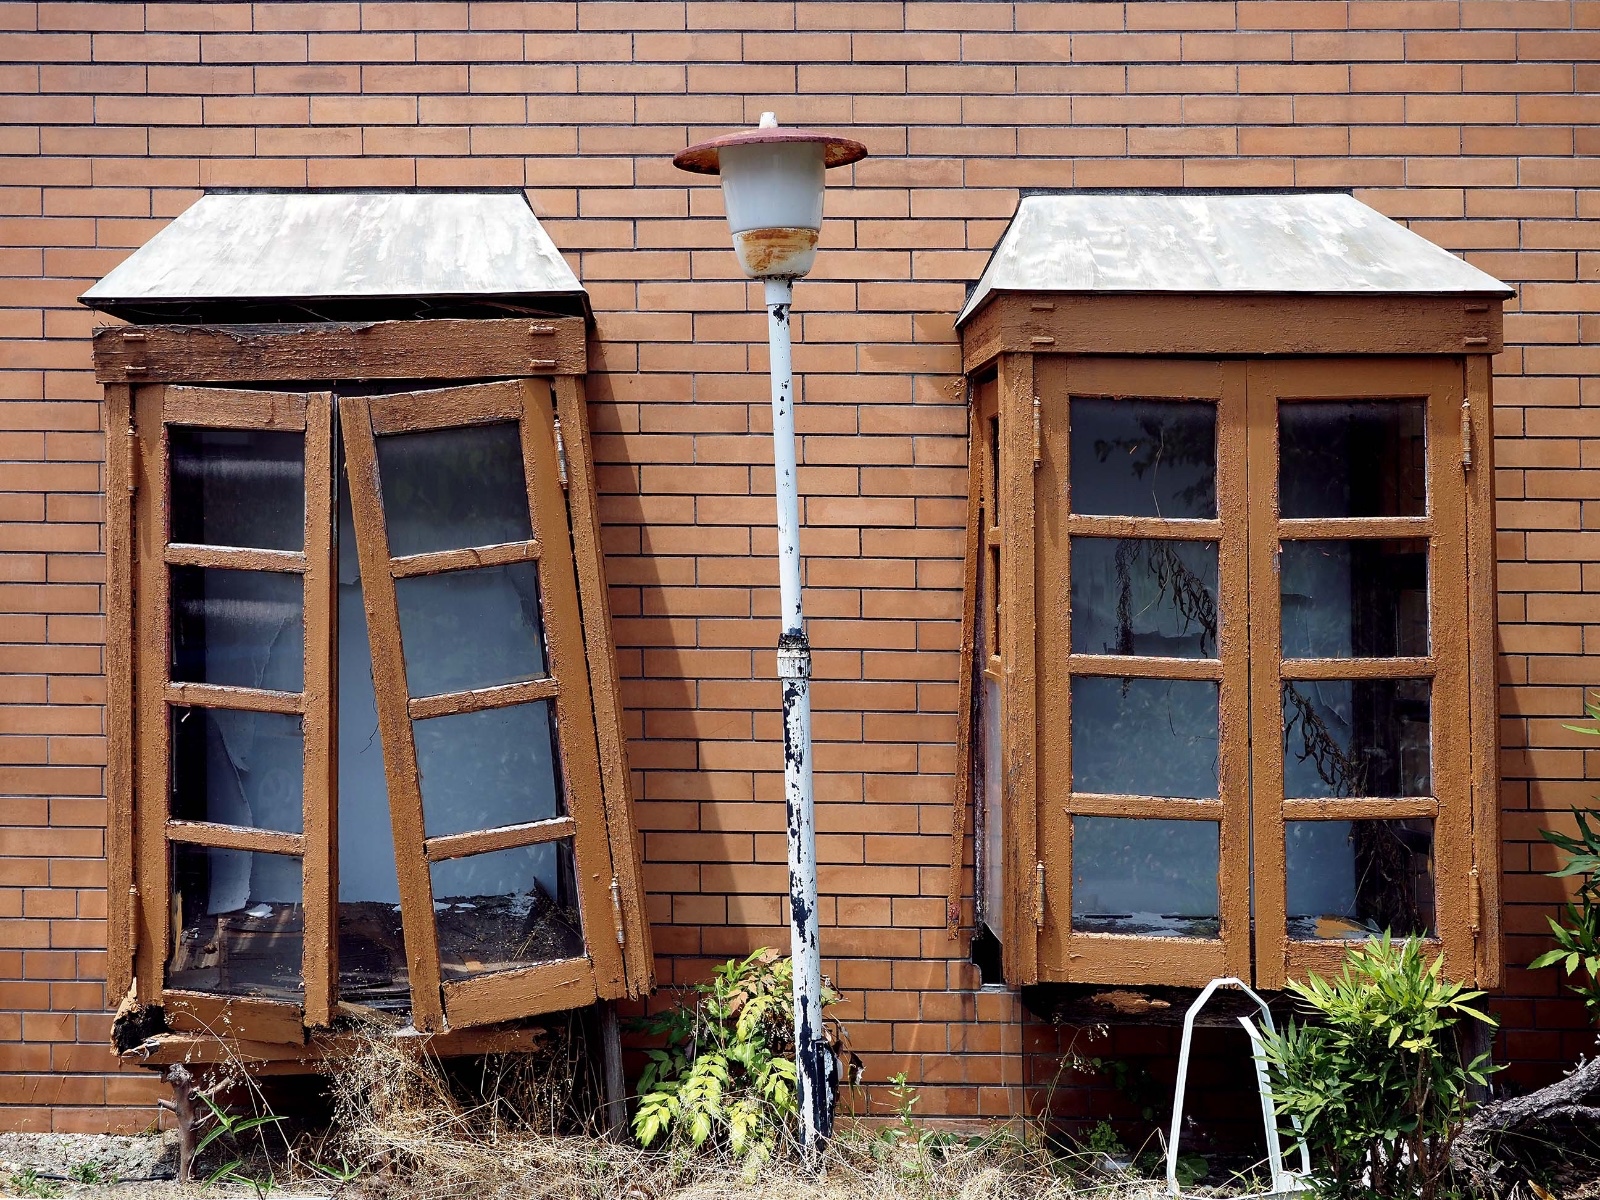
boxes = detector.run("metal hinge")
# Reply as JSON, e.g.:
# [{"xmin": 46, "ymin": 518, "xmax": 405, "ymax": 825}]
[
  {"xmin": 127, "ymin": 430, "xmax": 140, "ymax": 496},
  {"xmin": 1461, "ymin": 398, "xmax": 1473, "ymax": 472},
  {"xmin": 554, "ymin": 421, "xmax": 569, "ymax": 490},
  {"xmin": 609, "ymin": 875, "xmax": 625, "ymax": 946},
  {"xmin": 1031, "ymin": 393, "xmax": 1041, "ymax": 467},
  {"xmin": 1033, "ymin": 861, "xmax": 1045, "ymax": 929},
  {"xmin": 1469, "ymin": 864, "xmax": 1481, "ymax": 936}
]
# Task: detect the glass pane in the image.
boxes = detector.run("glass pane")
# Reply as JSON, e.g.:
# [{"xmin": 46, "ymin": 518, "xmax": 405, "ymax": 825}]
[
  {"xmin": 170, "ymin": 427, "xmax": 305, "ymax": 551},
  {"xmin": 171, "ymin": 707, "xmax": 303, "ymax": 834},
  {"xmin": 335, "ymin": 476, "xmax": 410, "ymax": 1008},
  {"xmin": 1071, "ymin": 677, "xmax": 1219, "ymax": 798},
  {"xmin": 376, "ymin": 421, "xmax": 532, "ymax": 557},
  {"xmin": 1281, "ymin": 540, "xmax": 1429, "ymax": 659},
  {"xmin": 1283, "ymin": 679, "xmax": 1431, "ymax": 798},
  {"xmin": 1279, "ymin": 399, "xmax": 1426, "ymax": 519},
  {"xmin": 1286, "ymin": 819, "xmax": 1436, "ymax": 940},
  {"xmin": 170, "ymin": 567, "xmax": 304, "ymax": 693},
  {"xmin": 1069, "ymin": 398, "xmax": 1216, "ymax": 519},
  {"xmin": 1072, "ymin": 817, "xmax": 1219, "ymax": 938},
  {"xmin": 1071, "ymin": 538, "xmax": 1218, "ymax": 658},
  {"xmin": 980, "ymin": 677, "xmax": 1004, "ymax": 941},
  {"xmin": 432, "ymin": 840, "xmax": 584, "ymax": 980},
  {"xmin": 168, "ymin": 845, "xmax": 303, "ymax": 1001},
  {"xmin": 414, "ymin": 701, "xmax": 564, "ymax": 837},
  {"xmin": 396, "ymin": 561, "xmax": 546, "ymax": 698}
]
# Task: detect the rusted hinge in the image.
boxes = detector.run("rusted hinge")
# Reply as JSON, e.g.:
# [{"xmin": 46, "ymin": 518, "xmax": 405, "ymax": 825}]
[
  {"xmin": 1460, "ymin": 398, "xmax": 1473, "ymax": 472},
  {"xmin": 554, "ymin": 421, "xmax": 569, "ymax": 490},
  {"xmin": 1031, "ymin": 394, "xmax": 1041, "ymax": 468},
  {"xmin": 127, "ymin": 430, "xmax": 140, "ymax": 496},
  {"xmin": 609, "ymin": 875, "xmax": 625, "ymax": 946},
  {"xmin": 1033, "ymin": 861, "xmax": 1045, "ymax": 929},
  {"xmin": 1469, "ymin": 864, "xmax": 1481, "ymax": 936}
]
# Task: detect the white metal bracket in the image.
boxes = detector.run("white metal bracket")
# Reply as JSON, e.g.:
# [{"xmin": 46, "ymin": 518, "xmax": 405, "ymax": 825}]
[{"xmin": 1167, "ymin": 976, "xmax": 1312, "ymax": 1200}]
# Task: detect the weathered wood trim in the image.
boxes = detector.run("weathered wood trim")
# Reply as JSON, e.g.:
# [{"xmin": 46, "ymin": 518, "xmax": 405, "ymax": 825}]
[
  {"xmin": 1282, "ymin": 796, "xmax": 1440, "ymax": 820},
  {"xmin": 1066, "ymin": 515, "xmax": 1223, "ymax": 540},
  {"xmin": 165, "ymin": 821, "xmax": 305, "ymax": 855},
  {"xmin": 998, "ymin": 353, "xmax": 1039, "ymax": 984},
  {"xmin": 1067, "ymin": 795, "xmax": 1223, "ymax": 819},
  {"xmin": 424, "ymin": 816, "xmax": 577, "ymax": 863},
  {"xmin": 132, "ymin": 388, "xmax": 171, "ymax": 1003},
  {"xmin": 164, "ymin": 544, "xmax": 306, "ymax": 573},
  {"xmin": 367, "ymin": 378, "xmax": 527, "ymax": 435},
  {"xmin": 93, "ymin": 318, "xmax": 587, "ymax": 384},
  {"xmin": 104, "ymin": 383, "xmax": 136, "ymax": 1001},
  {"xmin": 551, "ymin": 376, "xmax": 653, "ymax": 996},
  {"xmin": 1036, "ymin": 933, "xmax": 1227, "ymax": 989},
  {"xmin": 1279, "ymin": 516, "xmax": 1433, "ymax": 541},
  {"xmin": 946, "ymin": 396, "xmax": 982, "ymax": 939},
  {"xmin": 301, "ymin": 391, "xmax": 336, "ymax": 1028},
  {"xmin": 959, "ymin": 293, "xmax": 1504, "ymax": 372},
  {"xmin": 516, "ymin": 378, "xmax": 628, "ymax": 1011},
  {"xmin": 1282, "ymin": 656, "xmax": 1437, "ymax": 681},
  {"xmin": 120, "ymin": 1021, "xmax": 553, "ymax": 1068},
  {"xmin": 338, "ymin": 392, "xmax": 446, "ymax": 1032},
  {"xmin": 160, "ymin": 385, "xmax": 307, "ymax": 431},
  {"xmin": 440, "ymin": 956, "xmax": 595, "ymax": 1030},
  {"xmin": 390, "ymin": 539, "xmax": 540, "ymax": 579},
  {"xmin": 164, "ymin": 682, "xmax": 303, "ymax": 715},
  {"xmin": 1464, "ymin": 355, "xmax": 1503, "ymax": 987},
  {"xmin": 406, "ymin": 676, "xmax": 559, "ymax": 721},
  {"xmin": 162, "ymin": 990, "xmax": 307, "ymax": 1046},
  {"xmin": 1067, "ymin": 653, "xmax": 1222, "ymax": 681}
]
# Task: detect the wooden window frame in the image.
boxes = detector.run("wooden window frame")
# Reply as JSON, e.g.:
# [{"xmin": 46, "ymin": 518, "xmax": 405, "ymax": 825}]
[
  {"xmin": 340, "ymin": 379, "xmax": 625, "ymax": 1031},
  {"xmin": 102, "ymin": 318, "xmax": 651, "ymax": 1054},
  {"xmin": 952, "ymin": 293, "xmax": 1503, "ymax": 994},
  {"xmin": 1035, "ymin": 357, "xmax": 1252, "ymax": 988}
]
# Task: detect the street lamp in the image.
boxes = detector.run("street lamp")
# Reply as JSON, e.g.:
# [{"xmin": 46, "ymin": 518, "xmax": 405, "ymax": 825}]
[{"xmin": 674, "ymin": 114, "xmax": 867, "ymax": 1151}]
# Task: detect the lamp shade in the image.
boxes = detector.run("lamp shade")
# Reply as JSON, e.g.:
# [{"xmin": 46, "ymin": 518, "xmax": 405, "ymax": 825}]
[{"xmin": 674, "ymin": 114, "xmax": 868, "ymax": 280}]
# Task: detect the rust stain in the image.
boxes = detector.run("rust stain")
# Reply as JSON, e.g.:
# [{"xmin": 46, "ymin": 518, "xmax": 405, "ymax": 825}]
[{"xmin": 734, "ymin": 226, "xmax": 818, "ymax": 276}]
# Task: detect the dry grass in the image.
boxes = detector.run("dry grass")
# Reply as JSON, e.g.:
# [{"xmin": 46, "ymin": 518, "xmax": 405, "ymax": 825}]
[{"xmin": 309, "ymin": 1015, "xmax": 1175, "ymax": 1200}]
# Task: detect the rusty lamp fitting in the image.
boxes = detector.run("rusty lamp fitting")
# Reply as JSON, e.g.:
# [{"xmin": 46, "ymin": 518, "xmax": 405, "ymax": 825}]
[{"xmin": 673, "ymin": 113, "xmax": 867, "ymax": 279}]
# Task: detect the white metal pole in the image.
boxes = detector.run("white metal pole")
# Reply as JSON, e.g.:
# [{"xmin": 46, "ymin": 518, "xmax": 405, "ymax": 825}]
[{"xmin": 764, "ymin": 275, "xmax": 833, "ymax": 1150}]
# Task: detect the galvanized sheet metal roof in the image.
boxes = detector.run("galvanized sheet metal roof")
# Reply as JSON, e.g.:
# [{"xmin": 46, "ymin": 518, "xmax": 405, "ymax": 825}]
[
  {"xmin": 81, "ymin": 191, "xmax": 584, "ymax": 307},
  {"xmin": 958, "ymin": 192, "xmax": 1512, "ymax": 325}
]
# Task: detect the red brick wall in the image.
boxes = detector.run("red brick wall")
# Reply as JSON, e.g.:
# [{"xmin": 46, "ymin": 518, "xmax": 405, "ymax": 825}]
[{"xmin": 2, "ymin": 0, "xmax": 1597, "ymax": 1133}]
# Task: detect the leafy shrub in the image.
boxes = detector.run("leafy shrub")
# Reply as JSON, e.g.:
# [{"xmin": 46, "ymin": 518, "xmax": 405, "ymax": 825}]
[
  {"xmin": 1528, "ymin": 697, "xmax": 1600, "ymax": 1017},
  {"xmin": 633, "ymin": 948, "xmax": 843, "ymax": 1167},
  {"xmin": 1257, "ymin": 934, "xmax": 1496, "ymax": 1200}
]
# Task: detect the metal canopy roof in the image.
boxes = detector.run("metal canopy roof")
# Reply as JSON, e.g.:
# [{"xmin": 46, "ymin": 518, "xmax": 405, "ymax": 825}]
[
  {"xmin": 958, "ymin": 192, "xmax": 1512, "ymax": 325},
  {"xmin": 81, "ymin": 191, "xmax": 586, "ymax": 318}
]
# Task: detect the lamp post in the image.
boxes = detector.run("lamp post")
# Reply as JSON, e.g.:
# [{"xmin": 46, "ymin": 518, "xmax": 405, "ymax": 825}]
[{"xmin": 674, "ymin": 114, "xmax": 867, "ymax": 1150}]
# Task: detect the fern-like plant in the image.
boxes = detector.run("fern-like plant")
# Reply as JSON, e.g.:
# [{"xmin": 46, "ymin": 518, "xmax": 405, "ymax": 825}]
[{"xmin": 633, "ymin": 947, "xmax": 844, "ymax": 1166}]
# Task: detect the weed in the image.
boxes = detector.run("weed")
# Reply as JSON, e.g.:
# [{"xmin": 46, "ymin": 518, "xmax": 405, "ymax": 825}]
[
  {"xmin": 633, "ymin": 947, "xmax": 847, "ymax": 1168},
  {"xmin": 64, "ymin": 1163, "xmax": 107, "ymax": 1186},
  {"xmin": 6, "ymin": 1169, "xmax": 60, "ymax": 1199}
]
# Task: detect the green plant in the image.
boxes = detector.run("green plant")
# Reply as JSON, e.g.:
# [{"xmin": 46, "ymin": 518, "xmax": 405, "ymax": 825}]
[
  {"xmin": 1258, "ymin": 934, "xmax": 1496, "ymax": 1200},
  {"xmin": 65, "ymin": 1162, "xmax": 106, "ymax": 1186},
  {"xmin": 633, "ymin": 947, "xmax": 843, "ymax": 1167},
  {"xmin": 6, "ymin": 1169, "xmax": 60, "ymax": 1199},
  {"xmin": 196, "ymin": 1092, "xmax": 285, "ymax": 1196},
  {"xmin": 1083, "ymin": 1119, "xmax": 1125, "ymax": 1157},
  {"xmin": 1528, "ymin": 699, "xmax": 1600, "ymax": 1016}
]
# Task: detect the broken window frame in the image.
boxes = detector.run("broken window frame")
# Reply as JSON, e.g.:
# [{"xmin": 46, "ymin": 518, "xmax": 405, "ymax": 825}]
[
  {"xmin": 953, "ymin": 296, "xmax": 1503, "ymax": 993},
  {"xmin": 101, "ymin": 318, "xmax": 651, "ymax": 1050}
]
